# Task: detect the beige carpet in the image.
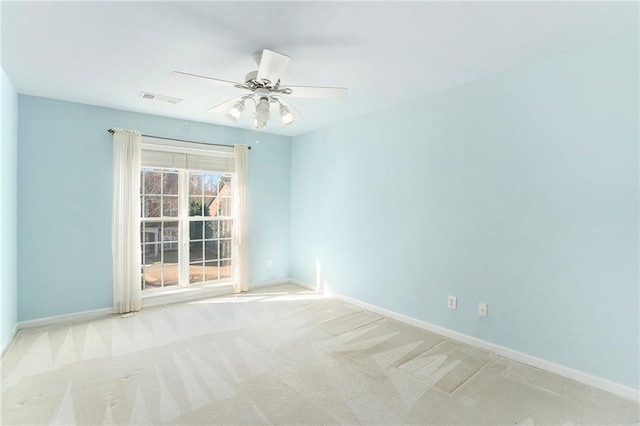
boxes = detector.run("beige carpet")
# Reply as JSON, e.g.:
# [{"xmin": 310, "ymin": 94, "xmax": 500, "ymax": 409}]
[{"xmin": 1, "ymin": 284, "xmax": 638, "ymax": 425}]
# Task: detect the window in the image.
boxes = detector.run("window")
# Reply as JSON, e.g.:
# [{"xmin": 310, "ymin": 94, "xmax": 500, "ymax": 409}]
[
  {"xmin": 139, "ymin": 138, "xmax": 235, "ymax": 291},
  {"xmin": 187, "ymin": 171, "xmax": 233, "ymax": 285},
  {"xmin": 140, "ymin": 168, "xmax": 179, "ymax": 289}
]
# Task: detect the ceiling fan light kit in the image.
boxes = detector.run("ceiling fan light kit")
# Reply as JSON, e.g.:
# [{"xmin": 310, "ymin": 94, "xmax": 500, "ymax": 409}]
[
  {"xmin": 173, "ymin": 49, "xmax": 348, "ymax": 131},
  {"xmin": 253, "ymin": 97, "xmax": 271, "ymax": 130},
  {"xmin": 280, "ymin": 104, "xmax": 295, "ymax": 126},
  {"xmin": 225, "ymin": 100, "xmax": 245, "ymax": 124}
]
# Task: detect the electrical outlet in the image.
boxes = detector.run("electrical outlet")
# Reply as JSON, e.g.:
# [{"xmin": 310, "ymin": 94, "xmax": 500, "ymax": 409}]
[
  {"xmin": 478, "ymin": 303, "xmax": 488, "ymax": 317},
  {"xmin": 448, "ymin": 296, "xmax": 457, "ymax": 310},
  {"xmin": 267, "ymin": 260, "xmax": 273, "ymax": 268}
]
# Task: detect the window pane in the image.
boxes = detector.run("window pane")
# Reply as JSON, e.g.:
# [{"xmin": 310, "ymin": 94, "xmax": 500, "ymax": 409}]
[
  {"xmin": 220, "ymin": 240, "xmax": 232, "ymax": 259},
  {"xmin": 163, "ymin": 242, "xmax": 179, "ymax": 264},
  {"xmin": 143, "ymin": 196, "xmax": 161, "ymax": 218},
  {"xmin": 203, "ymin": 174, "xmax": 219, "ymax": 196},
  {"xmin": 218, "ymin": 198, "xmax": 232, "ymax": 217},
  {"xmin": 144, "ymin": 170, "xmax": 162, "ymax": 194},
  {"xmin": 220, "ymin": 259, "xmax": 231, "ymax": 280},
  {"xmin": 204, "ymin": 220, "xmax": 217, "ymax": 240},
  {"xmin": 189, "ymin": 197, "xmax": 203, "ymax": 216},
  {"xmin": 189, "ymin": 173, "xmax": 202, "ymax": 195},
  {"xmin": 219, "ymin": 220, "xmax": 232, "ymax": 238},
  {"xmin": 189, "ymin": 220, "xmax": 204, "ymax": 241},
  {"xmin": 206, "ymin": 220, "xmax": 220, "ymax": 240},
  {"xmin": 144, "ymin": 266, "xmax": 162, "ymax": 288},
  {"xmin": 143, "ymin": 222, "xmax": 161, "ymax": 244},
  {"xmin": 163, "ymin": 265, "xmax": 179, "ymax": 286},
  {"xmin": 204, "ymin": 261, "xmax": 219, "ymax": 282},
  {"xmin": 203, "ymin": 197, "xmax": 215, "ymax": 217},
  {"xmin": 163, "ymin": 171, "xmax": 178, "ymax": 195},
  {"xmin": 219, "ymin": 175, "xmax": 232, "ymax": 195},
  {"xmin": 163, "ymin": 222, "xmax": 179, "ymax": 243},
  {"xmin": 189, "ymin": 263, "xmax": 204, "ymax": 284},
  {"xmin": 204, "ymin": 240, "xmax": 218, "ymax": 260},
  {"xmin": 189, "ymin": 240, "xmax": 203, "ymax": 262},
  {"xmin": 163, "ymin": 196, "xmax": 179, "ymax": 217},
  {"xmin": 143, "ymin": 244, "xmax": 161, "ymax": 265}
]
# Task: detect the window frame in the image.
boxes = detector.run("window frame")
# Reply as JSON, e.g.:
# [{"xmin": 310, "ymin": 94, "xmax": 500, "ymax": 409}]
[{"xmin": 139, "ymin": 137, "xmax": 235, "ymax": 292}]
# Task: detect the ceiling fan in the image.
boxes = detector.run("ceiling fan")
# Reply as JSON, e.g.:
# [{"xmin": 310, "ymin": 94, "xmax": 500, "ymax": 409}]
[{"xmin": 172, "ymin": 49, "xmax": 347, "ymax": 130}]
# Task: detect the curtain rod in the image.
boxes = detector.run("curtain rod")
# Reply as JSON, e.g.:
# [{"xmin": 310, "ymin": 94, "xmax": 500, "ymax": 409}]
[{"xmin": 107, "ymin": 129, "xmax": 251, "ymax": 150}]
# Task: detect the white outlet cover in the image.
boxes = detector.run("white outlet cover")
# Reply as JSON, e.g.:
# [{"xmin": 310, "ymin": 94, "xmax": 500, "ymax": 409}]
[
  {"xmin": 478, "ymin": 303, "xmax": 488, "ymax": 317},
  {"xmin": 448, "ymin": 296, "xmax": 457, "ymax": 310}
]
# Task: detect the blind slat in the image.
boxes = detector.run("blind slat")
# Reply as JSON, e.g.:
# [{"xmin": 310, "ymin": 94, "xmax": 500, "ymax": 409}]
[
  {"xmin": 141, "ymin": 150, "xmax": 187, "ymax": 169},
  {"xmin": 186, "ymin": 155, "xmax": 234, "ymax": 172}
]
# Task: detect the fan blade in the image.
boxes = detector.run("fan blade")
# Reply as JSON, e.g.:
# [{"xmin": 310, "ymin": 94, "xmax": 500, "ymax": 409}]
[
  {"xmin": 171, "ymin": 71, "xmax": 244, "ymax": 88},
  {"xmin": 256, "ymin": 49, "xmax": 291, "ymax": 84},
  {"xmin": 207, "ymin": 95, "xmax": 248, "ymax": 113},
  {"xmin": 273, "ymin": 96, "xmax": 302, "ymax": 118},
  {"xmin": 281, "ymin": 85, "xmax": 347, "ymax": 99}
]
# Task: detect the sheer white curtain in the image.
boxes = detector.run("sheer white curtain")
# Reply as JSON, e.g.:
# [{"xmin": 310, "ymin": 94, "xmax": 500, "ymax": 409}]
[
  {"xmin": 232, "ymin": 145, "xmax": 249, "ymax": 293},
  {"xmin": 112, "ymin": 128, "xmax": 142, "ymax": 313}
]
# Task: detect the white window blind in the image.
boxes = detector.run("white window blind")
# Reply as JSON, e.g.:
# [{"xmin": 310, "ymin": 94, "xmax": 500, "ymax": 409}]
[{"xmin": 141, "ymin": 136, "xmax": 235, "ymax": 172}]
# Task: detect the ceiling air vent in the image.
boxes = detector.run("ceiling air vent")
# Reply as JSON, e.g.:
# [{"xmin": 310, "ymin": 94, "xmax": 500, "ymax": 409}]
[{"xmin": 139, "ymin": 92, "xmax": 182, "ymax": 105}]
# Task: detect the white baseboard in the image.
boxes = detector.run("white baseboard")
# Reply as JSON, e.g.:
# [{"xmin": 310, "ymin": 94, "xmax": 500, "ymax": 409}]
[
  {"xmin": 287, "ymin": 279, "xmax": 639, "ymax": 403},
  {"xmin": 13, "ymin": 279, "xmax": 283, "ymax": 330},
  {"xmin": 1, "ymin": 325, "xmax": 17, "ymax": 358},
  {"xmin": 289, "ymin": 278, "xmax": 317, "ymax": 291},
  {"xmin": 249, "ymin": 278, "xmax": 292, "ymax": 289},
  {"xmin": 17, "ymin": 307, "xmax": 114, "ymax": 330}
]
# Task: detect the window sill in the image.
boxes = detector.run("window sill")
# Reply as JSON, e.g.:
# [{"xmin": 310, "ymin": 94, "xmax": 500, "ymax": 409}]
[{"xmin": 142, "ymin": 281, "xmax": 233, "ymax": 308}]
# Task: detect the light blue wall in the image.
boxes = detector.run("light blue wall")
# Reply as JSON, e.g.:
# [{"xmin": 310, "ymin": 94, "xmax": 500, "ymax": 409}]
[
  {"xmin": 1, "ymin": 68, "xmax": 19, "ymax": 351},
  {"xmin": 290, "ymin": 39, "xmax": 639, "ymax": 390},
  {"xmin": 18, "ymin": 96, "xmax": 290, "ymax": 321}
]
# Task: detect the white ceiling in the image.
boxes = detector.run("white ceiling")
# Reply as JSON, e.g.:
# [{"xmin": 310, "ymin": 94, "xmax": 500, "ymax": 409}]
[{"xmin": 1, "ymin": 1, "xmax": 636, "ymax": 136}]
